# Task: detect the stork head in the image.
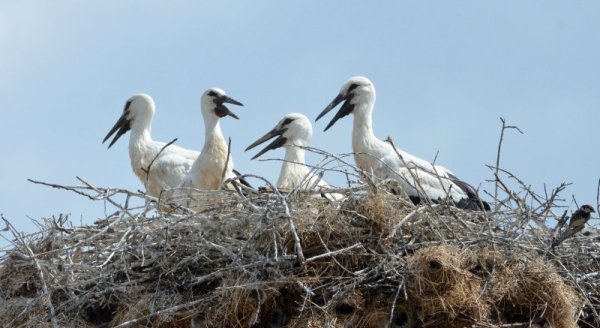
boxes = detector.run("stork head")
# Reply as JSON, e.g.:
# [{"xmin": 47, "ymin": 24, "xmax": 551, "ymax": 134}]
[
  {"xmin": 201, "ymin": 88, "xmax": 243, "ymax": 122},
  {"xmin": 103, "ymin": 93, "xmax": 155, "ymax": 149},
  {"xmin": 245, "ymin": 113, "xmax": 312, "ymax": 160},
  {"xmin": 315, "ymin": 76, "xmax": 375, "ymax": 131}
]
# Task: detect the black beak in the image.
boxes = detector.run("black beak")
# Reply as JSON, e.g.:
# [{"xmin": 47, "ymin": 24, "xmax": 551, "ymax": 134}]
[
  {"xmin": 245, "ymin": 127, "xmax": 288, "ymax": 160},
  {"xmin": 215, "ymin": 104, "xmax": 240, "ymax": 119},
  {"xmin": 103, "ymin": 108, "xmax": 132, "ymax": 149},
  {"xmin": 215, "ymin": 95, "xmax": 243, "ymax": 119},
  {"xmin": 220, "ymin": 95, "xmax": 243, "ymax": 106},
  {"xmin": 315, "ymin": 93, "xmax": 354, "ymax": 131}
]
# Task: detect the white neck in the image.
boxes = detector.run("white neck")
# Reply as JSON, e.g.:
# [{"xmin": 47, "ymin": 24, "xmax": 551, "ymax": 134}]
[
  {"xmin": 127, "ymin": 121, "xmax": 155, "ymax": 191},
  {"xmin": 277, "ymin": 143, "xmax": 310, "ymax": 189},
  {"xmin": 129, "ymin": 122, "xmax": 153, "ymax": 153},
  {"xmin": 351, "ymin": 101, "xmax": 377, "ymax": 153},
  {"xmin": 185, "ymin": 115, "xmax": 233, "ymax": 190},
  {"xmin": 350, "ymin": 97, "xmax": 392, "ymax": 177},
  {"xmin": 203, "ymin": 117, "xmax": 225, "ymax": 149}
]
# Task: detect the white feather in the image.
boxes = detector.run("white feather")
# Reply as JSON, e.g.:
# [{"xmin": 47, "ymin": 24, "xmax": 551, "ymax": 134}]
[
  {"xmin": 104, "ymin": 93, "xmax": 199, "ymax": 198},
  {"xmin": 320, "ymin": 76, "xmax": 475, "ymax": 204}
]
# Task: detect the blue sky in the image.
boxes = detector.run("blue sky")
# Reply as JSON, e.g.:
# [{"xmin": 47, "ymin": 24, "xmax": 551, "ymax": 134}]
[{"xmin": 1, "ymin": 1, "xmax": 599, "ymax": 248}]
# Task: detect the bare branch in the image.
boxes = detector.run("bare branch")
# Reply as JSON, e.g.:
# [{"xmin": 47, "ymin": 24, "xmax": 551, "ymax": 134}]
[{"xmin": 142, "ymin": 137, "xmax": 178, "ymax": 185}]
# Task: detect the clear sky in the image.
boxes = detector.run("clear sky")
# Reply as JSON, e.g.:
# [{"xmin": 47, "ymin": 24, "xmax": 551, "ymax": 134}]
[{"xmin": 1, "ymin": 1, "xmax": 599, "ymax": 249}]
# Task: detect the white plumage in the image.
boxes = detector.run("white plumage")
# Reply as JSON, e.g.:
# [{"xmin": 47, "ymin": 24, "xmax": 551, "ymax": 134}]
[
  {"xmin": 246, "ymin": 113, "xmax": 343, "ymax": 200},
  {"xmin": 316, "ymin": 76, "xmax": 488, "ymax": 210},
  {"xmin": 177, "ymin": 88, "xmax": 243, "ymax": 191},
  {"xmin": 103, "ymin": 93, "xmax": 199, "ymax": 198}
]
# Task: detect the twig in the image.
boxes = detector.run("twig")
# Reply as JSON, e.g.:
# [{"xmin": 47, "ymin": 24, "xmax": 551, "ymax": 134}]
[
  {"xmin": 389, "ymin": 277, "xmax": 405, "ymax": 326},
  {"xmin": 113, "ymin": 298, "xmax": 205, "ymax": 328},
  {"xmin": 577, "ymin": 271, "xmax": 600, "ymax": 282},
  {"xmin": 285, "ymin": 210, "xmax": 305, "ymax": 265},
  {"xmin": 388, "ymin": 207, "xmax": 421, "ymax": 238},
  {"xmin": 98, "ymin": 226, "xmax": 132, "ymax": 268},
  {"xmin": 493, "ymin": 118, "xmax": 523, "ymax": 211},
  {"xmin": 305, "ymin": 243, "xmax": 363, "ymax": 262},
  {"xmin": 142, "ymin": 138, "xmax": 178, "ymax": 185},
  {"xmin": 302, "ymin": 146, "xmax": 378, "ymax": 192},
  {"xmin": 28, "ymin": 178, "xmax": 96, "ymax": 200}
]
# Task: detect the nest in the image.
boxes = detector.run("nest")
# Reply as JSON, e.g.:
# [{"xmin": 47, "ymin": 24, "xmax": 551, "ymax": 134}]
[{"xmin": 1, "ymin": 174, "xmax": 599, "ymax": 328}]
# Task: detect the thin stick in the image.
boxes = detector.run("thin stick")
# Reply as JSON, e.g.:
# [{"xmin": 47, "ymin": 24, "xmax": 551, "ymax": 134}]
[
  {"xmin": 285, "ymin": 210, "xmax": 305, "ymax": 265},
  {"xmin": 389, "ymin": 207, "xmax": 421, "ymax": 238},
  {"xmin": 142, "ymin": 138, "xmax": 178, "ymax": 185},
  {"xmin": 98, "ymin": 226, "xmax": 132, "ymax": 268},
  {"xmin": 113, "ymin": 298, "xmax": 205, "ymax": 328},
  {"xmin": 305, "ymin": 243, "xmax": 362, "ymax": 262},
  {"xmin": 389, "ymin": 277, "xmax": 405, "ymax": 326},
  {"xmin": 493, "ymin": 118, "xmax": 523, "ymax": 211}
]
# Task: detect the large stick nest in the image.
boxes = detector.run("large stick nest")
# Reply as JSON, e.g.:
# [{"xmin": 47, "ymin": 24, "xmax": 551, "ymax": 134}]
[{"xmin": 1, "ymin": 173, "xmax": 599, "ymax": 328}]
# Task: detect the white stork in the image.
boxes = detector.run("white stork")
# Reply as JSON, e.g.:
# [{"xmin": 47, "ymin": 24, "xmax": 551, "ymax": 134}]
[
  {"xmin": 103, "ymin": 93, "xmax": 199, "ymax": 198},
  {"xmin": 316, "ymin": 76, "xmax": 489, "ymax": 210},
  {"xmin": 245, "ymin": 113, "xmax": 343, "ymax": 201},
  {"xmin": 177, "ymin": 88, "xmax": 244, "ymax": 191}
]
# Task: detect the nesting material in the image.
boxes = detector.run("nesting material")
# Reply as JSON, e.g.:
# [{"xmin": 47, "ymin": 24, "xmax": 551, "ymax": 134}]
[
  {"xmin": 0, "ymin": 179, "xmax": 597, "ymax": 328},
  {"xmin": 407, "ymin": 245, "xmax": 490, "ymax": 324}
]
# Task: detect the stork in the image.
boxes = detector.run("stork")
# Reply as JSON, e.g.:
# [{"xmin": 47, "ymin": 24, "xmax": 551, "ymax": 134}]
[
  {"xmin": 177, "ymin": 88, "xmax": 244, "ymax": 191},
  {"xmin": 316, "ymin": 76, "xmax": 489, "ymax": 210},
  {"xmin": 245, "ymin": 113, "xmax": 343, "ymax": 201},
  {"xmin": 103, "ymin": 93, "xmax": 199, "ymax": 198}
]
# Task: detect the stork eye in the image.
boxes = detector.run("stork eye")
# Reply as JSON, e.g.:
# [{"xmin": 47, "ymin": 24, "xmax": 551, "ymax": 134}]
[
  {"xmin": 124, "ymin": 100, "xmax": 133, "ymax": 112},
  {"xmin": 207, "ymin": 91, "xmax": 218, "ymax": 97},
  {"xmin": 282, "ymin": 118, "xmax": 294, "ymax": 126},
  {"xmin": 348, "ymin": 83, "xmax": 359, "ymax": 92}
]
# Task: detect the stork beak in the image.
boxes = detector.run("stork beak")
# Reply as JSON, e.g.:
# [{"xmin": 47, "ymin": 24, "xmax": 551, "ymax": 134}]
[
  {"xmin": 220, "ymin": 95, "xmax": 243, "ymax": 106},
  {"xmin": 215, "ymin": 95, "xmax": 243, "ymax": 119},
  {"xmin": 215, "ymin": 104, "xmax": 240, "ymax": 119},
  {"xmin": 103, "ymin": 104, "xmax": 132, "ymax": 149},
  {"xmin": 315, "ymin": 93, "xmax": 354, "ymax": 131},
  {"xmin": 316, "ymin": 93, "xmax": 344, "ymax": 122},
  {"xmin": 245, "ymin": 127, "xmax": 288, "ymax": 160}
]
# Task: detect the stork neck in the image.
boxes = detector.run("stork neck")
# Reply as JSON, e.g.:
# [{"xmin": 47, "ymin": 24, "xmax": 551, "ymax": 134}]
[
  {"xmin": 129, "ymin": 126, "xmax": 153, "ymax": 148},
  {"xmin": 351, "ymin": 103, "xmax": 377, "ymax": 152},
  {"xmin": 203, "ymin": 118, "xmax": 225, "ymax": 148},
  {"xmin": 278, "ymin": 144, "xmax": 310, "ymax": 189},
  {"xmin": 283, "ymin": 144, "xmax": 306, "ymax": 164}
]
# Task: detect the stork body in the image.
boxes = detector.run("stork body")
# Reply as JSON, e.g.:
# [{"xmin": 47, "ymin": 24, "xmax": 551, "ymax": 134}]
[
  {"xmin": 246, "ymin": 113, "xmax": 343, "ymax": 200},
  {"xmin": 178, "ymin": 88, "xmax": 243, "ymax": 190},
  {"xmin": 316, "ymin": 77, "xmax": 488, "ymax": 210},
  {"xmin": 103, "ymin": 94, "xmax": 199, "ymax": 197}
]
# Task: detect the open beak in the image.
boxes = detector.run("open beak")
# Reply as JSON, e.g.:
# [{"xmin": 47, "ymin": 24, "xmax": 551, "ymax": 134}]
[
  {"xmin": 315, "ymin": 93, "xmax": 354, "ymax": 131},
  {"xmin": 103, "ymin": 104, "xmax": 132, "ymax": 149},
  {"xmin": 245, "ymin": 127, "xmax": 288, "ymax": 160},
  {"xmin": 215, "ymin": 95, "xmax": 244, "ymax": 119}
]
